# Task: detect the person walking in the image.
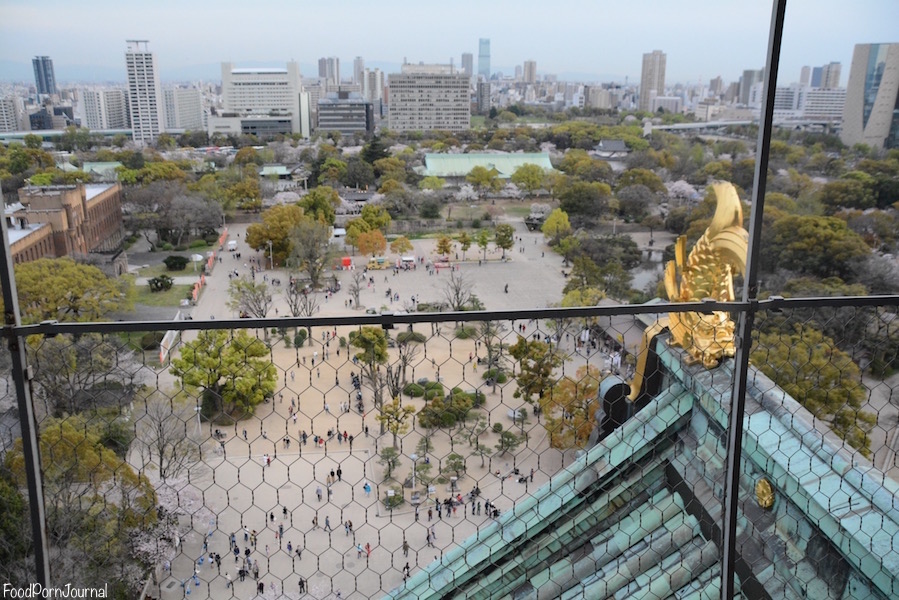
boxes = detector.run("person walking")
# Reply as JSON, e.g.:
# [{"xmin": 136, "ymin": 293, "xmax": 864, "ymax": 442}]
[
  {"xmin": 298, "ymin": 577, "xmax": 306, "ymax": 593},
  {"xmin": 402, "ymin": 539, "xmax": 409, "ymax": 557},
  {"xmin": 403, "ymin": 563, "xmax": 411, "ymax": 581},
  {"xmin": 225, "ymin": 572, "xmax": 232, "ymax": 588},
  {"xmin": 337, "ymin": 466, "xmax": 343, "ymax": 481},
  {"xmin": 316, "ymin": 486, "xmax": 323, "ymax": 502},
  {"xmin": 325, "ymin": 516, "xmax": 332, "ymax": 531}
]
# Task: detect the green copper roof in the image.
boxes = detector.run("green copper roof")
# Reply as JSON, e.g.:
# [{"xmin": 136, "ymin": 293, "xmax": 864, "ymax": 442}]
[{"xmin": 420, "ymin": 153, "xmax": 554, "ymax": 178}]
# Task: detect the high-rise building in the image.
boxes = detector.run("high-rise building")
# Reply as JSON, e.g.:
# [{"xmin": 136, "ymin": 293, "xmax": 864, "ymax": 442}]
[
  {"xmin": 33, "ymin": 56, "xmax": 58, "ymax": 96},
  {"xmin": 639, "ymin": 50, "xmax": 666, "ymax": 112},
  {"xmin": 461, "ymin": 53, "xmax": 473, "ymax": 77},
  {"xmin": 319, "ymin": 57, "xmax": 340, "ymax": 86},
  {"xmin": 82, "ymin": 89, "xmax": 130, "ymax": 130},
  {"xmin": 363, "ymin": 68, "xmax": 384, "ymax": 103},
  {"xmin": 740, "ymin": 68, "xmax": 764, "ymax": 106},
  {"xmin": 800, "ymin": 66, "xmax": 811, "ymax": 87},
  {"xmin": 125, "ymin": 40, "xmax": 164, "ymax": 144},
  {"xmin": 819, "ymin": 62, "xmax": 841, "ymax": 89},
  {"xmin": 353, "ymin": 57, "xmax": 365, "ymax": 85},
  {"xmin": 841, "ymin": 43, "xmax": 899, "ymax": 150},
  {"xmin": 211, "ymin": 61, "xmax": 310, "ymax": 138},
  {"xmin": 163, "ymin": 87, "xmax": 204, "ymax": 131},
  {"xmin": 523, "ymin": 61, "xmax": 537, "ymax": 85},
  {"xmin": 477, "ymin": 81, "xmax": 490, "ymax": 114},
  {"xmin": 478, "ymin": 39, "xmax": 491, "ymax": 79},
  {"xmin": 0, "ymin": 96, "xmax": 25, "ymax": 132},
  {"xmin": 317, "ymin": 91, "xmax": 374, "ymax": 136},
  {"xmin": 389, "ymin": 64, "xmax": 470, "ymax": 132}
]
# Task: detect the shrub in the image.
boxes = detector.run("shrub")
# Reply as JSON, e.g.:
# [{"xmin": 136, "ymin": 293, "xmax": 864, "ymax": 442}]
[
  {"xmin": 161, "ymin": 243, "xmax": 174, "ymax": 251},
  {"xmin": 396, "ymin": 331, "xmax": 426, "ymax": 344},
  {"xmin": 482, "ymin": 369, "xmax": 508, "ymax": 384},
  {"xmin": 174, "ymin": 245, "xmax": 188, "ymax": 251},
  {"xmin": 424, "ymin": 382, "xmax": 446, "ymax": 401},
  {"xmin": 163, "ymin": 255, "xmax": 189, "ymax": 271},
  {"xmin": 492, "ymin": 423, "xmax": 503, "ymax": 433},
  {"xmin": 294, "ymin": 329, "xmax": 308, "ymax": 347},
  {"xmin": 139, "ymin": 331, "xmax": 165, "ymax": 350},
  {"xmin": 455, "ymin": 326, "xmax": 476, "ymax": 339},
  {"xmin": 147, "ymin": 275, "xmax": 174, "ymax": 292},
  {"xmin": 339, "ymin": 336, "xmax": 347, "ymax": 347},
  {"xmin": 471, "ymin": 219, "xmax": 481, "ymax": 229},
  {"xmin": 383, "ymin": 486, "xmax": 405, "ymax": 509},
  {"xmin": 189, "ymin": 240, "xmax": 207, "ymax": 249},
  {"xmin": 203, "ymin": 233, "xmax": 219, "ymax": 244},
  {"xmin": 404, "ymin": 382, "xmax": 425, "ymax": 397},
  {"xmin": 456, "ymin": 220, "xmax": 464, "ymax": 229}
]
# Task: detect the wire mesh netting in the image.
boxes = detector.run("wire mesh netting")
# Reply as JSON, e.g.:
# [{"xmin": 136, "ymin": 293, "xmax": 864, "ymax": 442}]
[{"xmin": 2, "ymin": 299, "xmax": 897, "ymax": 599}]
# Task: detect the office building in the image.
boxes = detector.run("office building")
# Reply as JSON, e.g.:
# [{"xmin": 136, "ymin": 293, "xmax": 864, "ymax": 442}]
[
  {"xmin": 800, "ymin": 66, "xmax": 811, "ymax": 87},
  {"xmin": 210, "ymin": 61, "xmax": 310, "ymax": 138},
  {"xmin": 652, "ymin": 96, "xmax": 682, "ymax": 114},
  {"xmin": 353, "ymin": 57, "xmax": 365, "ymax": 85},
  {"xmin": 811, "ymin": 62, "xmax": 841, "ymax": 88},
  {"xmin": 317, "ymin": 91, "xmax": 373, "ymax": 136},
  {"xmin": 125, "ymin": 40, "xmax": 164, "ymax": 144},
  {"xmin": 461, "ymin": 53, "xmax": 473, "ymax": 77},
  {"xmin": 319, "ymin": 57, "xmax": 340, "ymax": 86},
  {"xmin": 0, "ymin": 96, "xmax": 25, "ymax": 132},
  {"xmin": 639, "ymin": 50, "xmax": 666, "ymax": 113},
  {"xmin": 362, "ymin": 68, "xmax": 385, "ymax": 110},
  {"xmin": 477, "ymin": 80, "xmax": 490, "ymax": 114},
  {"xmin": 82, "ymin": 89, "xmax": 130, "ymax": 130},
  {"xmin": 841, "ymin": 43, "xmax": 899, "ymax": 150},
  {"xmin": 33, "ymin": 56, "xmax": 58, "ymax": 96},
  {"xmin": 740, "ymin": 68, "xmax": 764, "ymax": 106},
  {"xmin": 163, "ymin": 87, "xmax": 204, "ymax": 131},
  {"xmin": 478, "ymin": 39, "xmax": 491, "ymax": 79},
  {"xmin": 801, "ymin": 87, "xmax": 846, "ymax": 121},
  {"xmin": 523, "ymin": 60, "xmax": 537, "ymax": 85},
  {"xmin": 388, "ymin": 64, "xmax": 470, "ymax": 132}
]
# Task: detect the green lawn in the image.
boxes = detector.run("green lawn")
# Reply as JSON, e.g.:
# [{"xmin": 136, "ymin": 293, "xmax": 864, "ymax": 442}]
[
  {"xmin": 132, "ymin": 282, "xmax": 195, "ymax": 307},
  {"xmin": 136, "ymin": 263, "xmax": 188, "ymax": 279},
  {"xmin": 502, "ymin": 204, "xmax": 533, "ymax": 218}
]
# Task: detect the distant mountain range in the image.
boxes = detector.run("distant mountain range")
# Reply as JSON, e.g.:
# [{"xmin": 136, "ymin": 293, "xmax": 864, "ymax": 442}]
[{"xmin": 1, "ymin": 59, "xmax": 625, "ymax": 85}]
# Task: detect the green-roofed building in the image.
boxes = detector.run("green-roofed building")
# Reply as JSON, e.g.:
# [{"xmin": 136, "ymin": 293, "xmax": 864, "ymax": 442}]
[
  {"xmin": 390, "ymin": 313, "xmax": 899, "ymax": 599},
  {"xmin": 418, "ymin": 152, "xmax": 554, "ymax": 179},
  {"xmin": 260, "ymin": 165, "xmax": 291, "ymax": 179},
  {"xmin": 82, "ymin": 161, "xmax": 123, "ymax": 181}
]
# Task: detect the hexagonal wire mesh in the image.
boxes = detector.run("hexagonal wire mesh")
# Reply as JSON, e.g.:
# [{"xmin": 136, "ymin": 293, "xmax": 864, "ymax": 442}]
[{"xmin": 3, "ymin": 297, "xmax": 898, "ymax": 599}]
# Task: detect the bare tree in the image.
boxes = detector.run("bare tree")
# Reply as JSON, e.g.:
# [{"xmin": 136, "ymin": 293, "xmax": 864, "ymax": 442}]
[
  {"xmin": 134, "ymin": 392, "xmax": 203, "ymax": 481},
  {"xmin": 284, "ymin": 282, "xmax": 320, "ymax": 337},
  {"xmin": 227, "ymin": 277, "xmax": 272, "ymax": 318},
  {"xmin": 443, "ymin": 270, "xmax": 475, "ymax": 311},
  {"xmin": 480, "ymin": 320, "xmax": 508, "ymax": 392},
  {"xmin": 385, "ymin": 339, "xmax": 423, "ymax": 400},
  {"xmin": 290, "ymin": 219, "xmax": 333, "ymax": 289},
  {"xmin": 349, "ymin": 269, "xmax": 366, "ymax": 309}
]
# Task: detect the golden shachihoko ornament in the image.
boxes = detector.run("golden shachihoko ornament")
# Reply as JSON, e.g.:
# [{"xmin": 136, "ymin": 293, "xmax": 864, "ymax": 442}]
[{"xmin": 664, "ymin": 182, "xmax": 749, "ymax": 368}]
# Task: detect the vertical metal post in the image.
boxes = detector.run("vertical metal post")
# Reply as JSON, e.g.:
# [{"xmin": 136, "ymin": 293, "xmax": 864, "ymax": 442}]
[
  {"xmin": 721, "ymin": 0, "xmax": 787, "ymax": 598},
  {"xmin": 0, "ymin": 218, "xmax": 50, "ymax": 584}
]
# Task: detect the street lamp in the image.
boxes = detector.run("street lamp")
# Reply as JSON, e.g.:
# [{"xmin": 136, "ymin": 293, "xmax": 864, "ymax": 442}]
[
  {"xmin": 410, "ymin": 453, "xmax": 418, "ymax": 489},
  {"xmin": 267, "ymin": 240, "xmax": 274, "ymax": 271}
]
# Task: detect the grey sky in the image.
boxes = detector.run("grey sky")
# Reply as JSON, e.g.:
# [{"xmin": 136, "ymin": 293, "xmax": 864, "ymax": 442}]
[{"xmin": 1, "ymin": 0, "xmax": 897, "ymax": 85}]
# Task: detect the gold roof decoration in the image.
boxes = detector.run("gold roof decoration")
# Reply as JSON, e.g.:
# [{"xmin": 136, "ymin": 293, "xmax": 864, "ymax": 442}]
[{"xmin": 664, "ymin": 182, "xmax": 749, "ymax": 368}]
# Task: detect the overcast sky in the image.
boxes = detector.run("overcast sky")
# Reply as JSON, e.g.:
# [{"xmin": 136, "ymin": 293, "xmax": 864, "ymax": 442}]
[{"xmin": 1, "ymin": 0, "xmax": 897, "ymax": 85}]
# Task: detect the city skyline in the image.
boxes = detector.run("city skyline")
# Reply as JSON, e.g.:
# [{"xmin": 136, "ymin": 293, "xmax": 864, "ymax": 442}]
[{"xmin": 1, "ymin": 0, "xmax": 897, "ymax": 86}]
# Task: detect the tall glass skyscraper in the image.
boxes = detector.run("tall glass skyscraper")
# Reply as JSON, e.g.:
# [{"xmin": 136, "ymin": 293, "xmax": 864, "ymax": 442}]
[
  {"xmin": 32, "ymin": 56, "xmax": 57, "ymax": 96},
  {"xmin": 478, "ymin": 38, "xmax": 490, "ymax": 79},
  {"xmin": 841, "ymin": 43, "xmax": 899, "ymax": 150}
]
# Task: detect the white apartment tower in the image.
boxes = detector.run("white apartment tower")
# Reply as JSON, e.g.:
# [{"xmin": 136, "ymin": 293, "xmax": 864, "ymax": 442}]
[
  {"xmin": 461, "ymin": 53, "xmax": 473, "ymax": 77},
  {"xmin": 164, "ymin": 87, "xmax": 204, "ymax": 131},
  {"xmin": 319, "ymin": 57, "xmax": 340, "ymax": 86},
  {"xmin": 388, "ymin": 64, "xmax": 470, "ymax": 132},
  {"xmin": 125, "ymin": 40, "xmax": 164, "ymax": 144},
  {"xmin": 640, "ymin": 50, "xmax": 666, "ymax": 113},
  {"xmin": 353, "ymin": 57, "xmax": 365, "ymax": 85},
  {"xmin": 82, "ymin": 89, "xmax": 130, "ymax": 130},
  {"xmin": 363, "ymin": 68, "xmax": 384, "ymax": 103},
  {"xmin": 0, "ymin": 96, "xmax": 25, "ymax": 132}
]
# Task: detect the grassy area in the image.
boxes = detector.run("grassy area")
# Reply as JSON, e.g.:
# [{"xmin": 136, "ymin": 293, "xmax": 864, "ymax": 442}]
[
  {"xmin": 135, "ymin": 263, "xmax": 186, "ymax": 279},
  {"xmin": 501, "ymin": 204, "xmax": 533, "ymax": 218},
  {"xmin": 470, "ymin": 116, "xmax": 486, "ymax": 129},
  {"xmin": 132, "ymin": 280, "xmax": 195, "ymax": 307}
]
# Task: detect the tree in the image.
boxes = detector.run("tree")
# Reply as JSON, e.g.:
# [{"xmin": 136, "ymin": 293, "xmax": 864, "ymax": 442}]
[
  {"xmin": 476, "ymin": 229, "xmax": 491, "ymax": 260},
  {"xmin": 390, "ymin": 236, "xmax": 414, "ymax": 255},
  {"xmin": 509, "ymin": 337, "xmax": 563, "ymax": 416},
  {"xmin": 419, "ymin": 176, "xmax": 446, "ymax": 191},
  {"xmin": 148, "ymin": 274, "xmax": 174, "ymax": 292},
  {"xmin": 386, "ymin": 333, "xmax": 423, "ymax": 400},
  {"xmin": 350, "ymin": 327, "xmax": 390, "ymax": 432},
  {"xmin": 345, "ymin": 218, "xmax": 371, "ymax": 254},
  {"xmin": 377, "ymin": 396, "xmax": 416, "ymax": 448},
  {"xmin": 494, "ymin": 223, "xmax": 515, "ymax": 258},
  {"xmin": 417, "ymin": 393, "xmax": 473, "ymax": 431},
  {"xmin": 234, "ymin": 146, "xmax": 261, "ymax": 166},
  {"xmin": 361, "ymin": 135, "xmax": 390, "ymax": 164},
  {"xmin": 541, "ymin": 365, "xmax": 601, "ymax": 449},
  {"xmin": 751, "ymin": 325, "xmax": 875, "ymax": 456},
  {"xmin": 510, "ymin": 163, "xmax": 546, "ymax": 197},
  {"xmin": 466, "ymin": 166, "xmax": 501, "ymax": 199},
  {"xmin": 357, "ymin": 229, "xmax": 387, "ymax": 257},
  {"xmin": 442, "ymin": 453, "xmax": 467, "ymax": 480},
  {"xmin": 134, "ymin": 392, "xmax": 203, "ymax": 481},
  {"xmin": 28, "ymin": 333, "xmax": 139, "ymax": 420},
  {"xmin": 442, "ymin": 270, "xmax": 475, "ymax": 311},
  {"xmin": 12, "ymin": 258, "xmax": 131, "ymax": 324},
  {"xmin": 616, "ymin": 168, "xmax": 665, "ymax": 194},
  {"xmin": 480, "ymin": 320, "xmax": 508, "ymax": 392},
  {"xmin": 542, "ymin": 208, "xmax": 572, "ymax": 245},
  {"xmin": 379, "ymin": 447, "xmax": 402, "ymax": 479},
  {"xmin": 289, "ymin": 219, "xmax": 332, "ymax": 289},
  {"xmin": 317, "ymin": 157, "xmax": 347, "ymax": 186},
  {"xmin": 559, "ymin": 181, "xmax": 611, "ymax": 222},
  {"xmin": 227, "ymin": 277, "xmax": 273, "ymax": 318},
  {"xmin": 762, "ymin": 215, "xmax": 870, "ymax": 279},
  {"xmin": 374, "ymin": 157, "xmax": 407, "ymax": 183},
  {"xmin": 360, "ymin": 203, "xmax": 393, "ymax": 231},
  {"xmin": 495, "ymin": 430, "xmax": 523, "ymax": 455},
  {"xmin": 616, "ymin": 184, "xmax": 653, "ymax": 221},
  {"xmin": 300, "ymin": 186, "xmax": 341, "ymax": 225},
  {"xmin": 348, "ymin": 269, "xmax": 366, "ymax": 309},
  {"xmin": 169, "ymin": 330, "xmax": 277, "ymax": 416},
  {"xmin": 436, "ymin": 235, "xmax": 453, "ymax": 257},
  {"xmin": 245, "ymin": 204, "xmax": 308, "ymax": 265},
  {"xmin": 343, "ymin": 156, "xmax": 376, "ymax": 189}
]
